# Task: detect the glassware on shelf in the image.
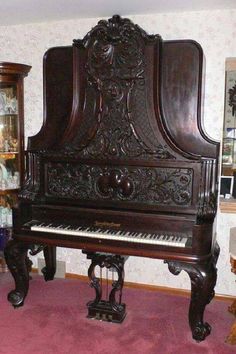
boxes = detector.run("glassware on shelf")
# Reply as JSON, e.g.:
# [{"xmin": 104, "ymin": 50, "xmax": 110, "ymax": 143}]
[
  {"xmin": 0, "ymin": 86, "xmax": 18, "ymax": 115},
  {"xmin": 0, "ymin": 206, "xmax": 12, "ymax": 227},
  {"xmin": 0, "ymin": 114, "xmax": 18, "ymax": 153},
  {"xmin": 0, "ymin": 161, "xmax": 19, "ymax": 190},
  {"xmin": 222, "ymin": 138, "xmax": 234, "ymax": 165}
]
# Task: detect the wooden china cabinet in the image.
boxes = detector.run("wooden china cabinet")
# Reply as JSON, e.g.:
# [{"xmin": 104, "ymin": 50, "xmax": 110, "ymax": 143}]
[{"xmin": 0, "ymin": 62, "xmax": 31, "ymax": 271}]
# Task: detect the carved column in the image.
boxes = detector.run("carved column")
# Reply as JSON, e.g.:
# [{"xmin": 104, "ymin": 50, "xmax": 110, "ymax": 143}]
[{"xmin": 165, "ymin": 243, "xmax": 220, "ymax": 342}]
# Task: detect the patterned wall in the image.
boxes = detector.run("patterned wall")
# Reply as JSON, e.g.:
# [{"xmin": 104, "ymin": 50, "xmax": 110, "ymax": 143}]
[{"xmin": 0, "ymin": 9, "xmax": 236, "ymax": 295}]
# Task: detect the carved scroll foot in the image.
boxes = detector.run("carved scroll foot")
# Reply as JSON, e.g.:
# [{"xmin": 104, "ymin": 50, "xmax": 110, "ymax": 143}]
[
  {"xmin": 4, "ymin": 240, "xmax": 31, "ymax": 308},
  {"xmin": 41, "ymin": 246, "xmax": 56, "ymax": 281},
  {"xmin": 165, "ymin": 244, "xmax": 219, "ymax": 342}
]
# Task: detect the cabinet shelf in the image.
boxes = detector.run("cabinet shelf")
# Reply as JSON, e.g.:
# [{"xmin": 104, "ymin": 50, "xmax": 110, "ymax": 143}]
[
  {"xmin": 0, "ymin": 189, "xmax": 19, "ymax": 195},
  {"xmin": 0, "ymin": 114, "xmax": 17, "ymax": 117},
  {"xmin": 220, "ymin": 198, "xmax": 236, "ymax": 213},
  {"xmin": 0, "ymin": 152, "xmax": 18, "ymax": 159}
]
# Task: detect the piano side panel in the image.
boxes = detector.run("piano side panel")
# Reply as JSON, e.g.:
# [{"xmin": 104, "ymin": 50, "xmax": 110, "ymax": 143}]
[
  {"xmin": 161, "ymin": 40, "xmax": 219, "ymax": 159},
  {"xmin": 27, "ymin": 46, "xmax": 73, "ymax": 150}
]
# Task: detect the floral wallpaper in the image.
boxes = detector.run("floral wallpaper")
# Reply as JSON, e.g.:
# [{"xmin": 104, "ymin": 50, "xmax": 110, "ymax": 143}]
[{"xmin": 0, "ymin": 9, "xmax": 236, "ymax": 295}]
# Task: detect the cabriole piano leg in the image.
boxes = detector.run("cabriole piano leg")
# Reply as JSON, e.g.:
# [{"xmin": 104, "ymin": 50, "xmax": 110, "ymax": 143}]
[
  {"xmin": 4, "ymin": 240, "xmax": 51, "ymax": 308},
  {"xmin": 4, "ymin": 240, "xmax": 31, "ymax": 308},
  {"xmin": 42, "ymin": 246, "xmax": 56, "ymax": 281},
  {"xmin": 165, "ymin": 243, "xmax": 219, "ymax": 342}
]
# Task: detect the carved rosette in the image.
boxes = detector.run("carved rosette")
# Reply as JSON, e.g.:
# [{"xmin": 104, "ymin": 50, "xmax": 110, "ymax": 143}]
[
  {"xmin": 45, "ymin": 162, "xmax": 193, "ymax": 207},
  {"xmin": 65, "ymin": 15, "xmax": 175, "ymax": 160}
]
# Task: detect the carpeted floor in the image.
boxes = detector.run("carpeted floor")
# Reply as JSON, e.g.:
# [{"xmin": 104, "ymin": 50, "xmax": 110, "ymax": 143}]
[{"xmin": 0, "ymin": 272, "xmax": 235, "ymax": 354}]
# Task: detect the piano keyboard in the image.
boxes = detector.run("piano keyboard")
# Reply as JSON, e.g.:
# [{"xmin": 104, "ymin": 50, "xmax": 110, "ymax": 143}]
[{"xmin": 29, "ymin": 222, "xmax": 189, "ymax": 248}]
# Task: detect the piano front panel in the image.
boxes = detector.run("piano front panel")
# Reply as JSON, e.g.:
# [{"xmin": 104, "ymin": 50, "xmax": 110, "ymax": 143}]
[{"xmin": 41, "ymin": 160, "xmax": 202, "ymax": 213}]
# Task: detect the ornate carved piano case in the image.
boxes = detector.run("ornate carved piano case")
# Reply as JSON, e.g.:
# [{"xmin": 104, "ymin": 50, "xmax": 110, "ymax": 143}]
[{"xmin": 5, "ymin": 15, "xmax": 220, "ymax": 341}]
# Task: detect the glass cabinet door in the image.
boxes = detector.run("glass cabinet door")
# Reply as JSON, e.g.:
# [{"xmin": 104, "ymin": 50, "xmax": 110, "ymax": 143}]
[
  {"xmin": 0, "ymin": 84, "xmax": 20, "ymax": 182},
  {"xmin": 0, "ymin": 62, "xmax": 31, "ymax": 260},
  {"xmin": 0, "ymin": 83, "xmax": 20, "ymax": 230},
  {"xmin": 222, "ymin": 62, "xmax": 236, "ymax": 175}
]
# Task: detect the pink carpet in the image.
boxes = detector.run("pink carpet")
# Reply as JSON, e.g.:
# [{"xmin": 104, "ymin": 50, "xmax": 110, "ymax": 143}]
[{"xmin": 0, "ymin": 273, "xmax": 235, "ymax": 354}]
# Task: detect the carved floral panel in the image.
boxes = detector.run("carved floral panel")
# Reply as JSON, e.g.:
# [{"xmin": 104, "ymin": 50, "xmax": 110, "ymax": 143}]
[{"xmin": 45, "ymin": 162, "xmax": 193, "ymax": 207}]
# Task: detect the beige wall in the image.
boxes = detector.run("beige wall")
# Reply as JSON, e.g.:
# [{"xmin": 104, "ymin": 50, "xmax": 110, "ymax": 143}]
[{"xmin": 1, "ymin": 9, "xmax": 236, "ymax": 295}]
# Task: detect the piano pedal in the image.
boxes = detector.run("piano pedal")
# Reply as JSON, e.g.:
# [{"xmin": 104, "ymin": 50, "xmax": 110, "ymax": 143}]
[
  {"xmin": 95, "ymin": 312, "xmax": 100, "ymax": 320},
  {"xmin": 87, "ymin": 300, "xmax": 126, "ymax": 323}
]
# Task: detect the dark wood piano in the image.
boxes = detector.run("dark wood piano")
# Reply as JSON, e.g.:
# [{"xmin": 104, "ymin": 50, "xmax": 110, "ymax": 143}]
[{"xmin": 5, "ymin": 15, "xmax": 220, "ymax": 341}]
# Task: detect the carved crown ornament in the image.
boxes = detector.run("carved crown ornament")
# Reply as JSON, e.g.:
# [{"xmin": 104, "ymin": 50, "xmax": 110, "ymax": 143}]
[{"xmin": 61, "ymin": 15, "xmax": 176, "ymax": 161}]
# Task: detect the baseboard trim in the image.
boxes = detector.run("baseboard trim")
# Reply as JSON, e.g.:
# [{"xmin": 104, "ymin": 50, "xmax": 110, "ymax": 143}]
[
  {"xmin": 65, "ymin": 272, "xmax": 235, "ymax": 302},
  {"xmin": 32, "ymin": 268, "xmax": 234, "ymax": 302}
]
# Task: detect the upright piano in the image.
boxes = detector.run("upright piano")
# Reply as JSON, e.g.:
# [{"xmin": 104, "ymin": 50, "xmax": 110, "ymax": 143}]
[{"xmin": 5, "ymin": 15, "xmax": 220, "ymax": 341}]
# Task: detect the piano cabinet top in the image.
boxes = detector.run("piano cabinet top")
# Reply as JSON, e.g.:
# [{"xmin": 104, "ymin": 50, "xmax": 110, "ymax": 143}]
[{"xmin": 27, "ymin": 15, "xmax": 219, "ymax": 162}]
